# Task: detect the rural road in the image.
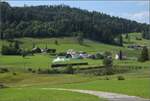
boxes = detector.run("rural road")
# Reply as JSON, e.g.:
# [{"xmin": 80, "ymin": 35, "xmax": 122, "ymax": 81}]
[{"xmin": 42, "ymin": 88, "xmax": 150, "ymax": 101}]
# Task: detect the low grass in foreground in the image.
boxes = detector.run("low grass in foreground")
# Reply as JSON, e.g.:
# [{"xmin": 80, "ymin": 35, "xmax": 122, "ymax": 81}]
[
  {"xmin": 55, "ymin": 78, "xmax": 150, "ymax": 99},
  {"xmin": 0, "ymin": 88, "xmax": 104, "ymax": 101},
  {"xmin": 0, "ymin": 68, "xmax": 150, "ymax": 99}
]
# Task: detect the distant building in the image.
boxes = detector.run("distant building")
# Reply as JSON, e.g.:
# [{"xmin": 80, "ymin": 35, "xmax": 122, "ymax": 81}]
[
  {"xmin": 128, "ymin": 44, "xmax": 146, "ymax": 50},
  {"xmin": 115, "ymin": 54, "xmax": 119, "ymax": 60}
]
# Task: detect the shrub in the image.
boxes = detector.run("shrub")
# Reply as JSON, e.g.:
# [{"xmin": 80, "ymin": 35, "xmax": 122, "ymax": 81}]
[
  {"xmin": 95, "ymin": 53, "xmax": 104, "ymax": 59},
  {"xmin": 138, "ymin": 46, "xmax": 149, "ymax": 62},
  {"xmin": 0, "ymin": 84, "xmax": 7, "ymax": 89},
  {"xmin": 105, "ymin": 67, "xmax": 114, "ymax": 75},
  {"xmin": 76, "ymin": 32, "xmax": 84, "ymax": 45},
  {"xmin": 21, "ymin": 49, "xmax": 33, "ymax": 58},
  {"xmin": 117, "ymin": 75, "xmax": 125, "ymax": 80},
  {"xmin": 103, "ymin": 53, "xmax": 114, "ymax": 75},
  {"xmin": 54, "ymin": 40, "xmax": 58, "ymax": 45},
  {"xmin": 1, "ymin": 44, "xmax": 22, "ymax": 55},
  {"xmin": 63, "ymin": 65, "xmax": 74, "ymax": 74},
  {"xmin": 103, "ymin": 51, "xmax": 113, "ymax": 67},
  {"xmin": 12, "ymin": 72, "xmax": 17, "ymax": 75},
  {"xmin": 0, "ymin": 68, "xmax": 9, "ymax": 73},
  {"xmin": 51, "ymin": 62, "xmax": 88, "ymax": 68},
  {"xmin": 28, "ymin": 68, "xmax": 32, "ymax": 72},
  {"xmin": 37, "ymin": 68, "xmax": 60, "ymax": 74},
  {"xmin": 105, "ymin": 77, "xmax": 110, "ymax": 80},
  {"xmin": 48, "ymin": 69, "xmax": 60, "ymax": 74},
  {"xmin": 32, "ymin": 70, "xmax": 36, "ymax": 73},
  {"xmin": 103, "ymin": 56, "xmax": 113, "ymax": 67},
  {"xmin": 38, "ymin": 68, "xmax": 41, "ymax": 72}
]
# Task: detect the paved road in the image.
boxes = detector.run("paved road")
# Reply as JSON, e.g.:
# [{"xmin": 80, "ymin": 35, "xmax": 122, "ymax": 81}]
[{"xmin": 42, "ymin": 88, "xmax": 150, "ymax": 101}]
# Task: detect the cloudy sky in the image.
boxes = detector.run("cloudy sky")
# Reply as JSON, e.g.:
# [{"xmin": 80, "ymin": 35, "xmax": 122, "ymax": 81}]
[{"xmin": 6, "ymin": 0, "xmax": 150, "ymax": 24}]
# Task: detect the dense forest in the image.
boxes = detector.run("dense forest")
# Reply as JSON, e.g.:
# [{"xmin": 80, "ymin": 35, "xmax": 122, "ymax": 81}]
[{"xmin": 0, "ymin": 2, "xmax": 150, "ymax": 44}]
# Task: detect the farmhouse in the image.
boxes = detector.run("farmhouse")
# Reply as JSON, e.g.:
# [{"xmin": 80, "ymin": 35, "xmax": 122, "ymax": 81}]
[
  {"xmin": 127, "ymin": 44, "xmax": 146, "ymax": 50},
  {"xmin": 52, "ymin": 56, "xmax": 70, "ymax": 63},
  {"xmin": 66, "ymin": 49, "xmax": 88, "ymax": 59},
  {"xmin": 115, "ymin": 54, "xmax": 126, "ymax": 60},
  {"xmin": 32, "ymin": 47, "xmax": 56, "ymax": 53},
  {"xmin": 32, "ymin": 47, "xmax": 42, "ymax": 53}
]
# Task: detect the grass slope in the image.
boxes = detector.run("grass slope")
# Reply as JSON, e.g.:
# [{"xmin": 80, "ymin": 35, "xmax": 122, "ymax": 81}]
[
  {"xmin": 0, "ymin": 68, "xmax": 150, "ymax": 98},
  {"xmin": 0, "ymin": 33, "xmax": 150, "ymax": 69},
  {"xmin": 0, "ymin": 32, "xmax": 150, "ymax": 100},
  {"xmin": 0, "ymin": 88, "xmax": 104, "ymax": 101}
]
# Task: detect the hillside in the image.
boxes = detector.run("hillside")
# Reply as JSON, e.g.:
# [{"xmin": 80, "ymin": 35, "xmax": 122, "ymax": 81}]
[
  {"xmin": 0, "ymin": 33, "xmax": 150, "ymax": 70},
  {"xmin": 0, "ymin": 2, "xmax": 150, "ymax": 101},
  {"xmin": 1, "ymin": 2, "xmax": 150, "ymax": 45}
]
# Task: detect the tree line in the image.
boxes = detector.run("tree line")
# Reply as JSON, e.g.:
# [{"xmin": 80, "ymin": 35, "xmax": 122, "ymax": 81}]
[{"xmin": 0, "ymin": 2, "xmax": 150, "ymax": 45}]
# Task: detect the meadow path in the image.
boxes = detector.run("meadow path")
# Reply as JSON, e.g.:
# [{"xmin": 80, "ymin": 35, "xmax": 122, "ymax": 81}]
[{"xmin": 42, "ymin": 88, "xmax": 150, "ymax": 101}]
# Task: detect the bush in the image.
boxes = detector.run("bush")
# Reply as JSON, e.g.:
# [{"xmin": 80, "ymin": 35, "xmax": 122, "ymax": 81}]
[
  {"xmin": 21, "ymin": 49, "xmax": 33, "ymax": 58},
  {"xmin": 63, "ymin": 65, "xmax": 74, "ymax": 74},
  {"xmin": 51, "ymin": 62, "xmax": 88, "ymax": 68},
  {"xmin": 95, "ymin": 53, "xmax": 104, "ymax": 59},
  {"xmin": 48, "ymin": 69, "xmax": 60, "ymax": 74},
  {"xmin": 0, "ymin": 84, "xmax": 8, "ymax": 89},
  {"xmin": 28, "ymin": 68, "xmax": 32, "ymax": 72},
  {"xmin": 32, "ymin": 70, "xmax": 36, "ymax": 73},
  {"xmin": 105, "ymin": 67, "xmax": 114, "ymax": 75},
  {"xmin": 105, "ymin": 77, "xmax": 110, "ymax": 80},
  {"xmin": 37, "ymin": 68, "xmax": 60, "ymax": 74},
  {"xmin": 38, "ymin": 68, "xmax": 41, "ymax": 72},
  {"xmin": 138, "ymin": 46, "xmax": 149, "ymax": 62},
  {"xmin": 54, "ymin": 40, "xmax": 58, "ymax": 45},
  {"xmin": 0, "ymin": 68, "xmax": 9, "ymax": 73},
  {"xmin": 117, "ymin": 75, "xmax": 125, "ymax": 80},
  {"xmin": 103, "ymin": 56, "xmax": 113, "ymax": 67},
  {"xmin": 103, "ymin": 53, "xmax": 114, "ymax": 75},
  {"xmin": 12, "ymin": 72, "xmax": 17, "ymax": 75},
  {"xmin": 1, "ymin": 44, "xmax": 22, "ymax": 55}
]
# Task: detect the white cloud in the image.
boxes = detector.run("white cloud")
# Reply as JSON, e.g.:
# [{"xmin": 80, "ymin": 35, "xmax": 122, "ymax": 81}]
[
  {"xmin": 106, "ymin": 11, "xmax": 149, "ymax": 24},
  {"xmin": 121, "ymin": 11, "xmax": 149, "ymax": 24},
  {"xmin": 115, "ymin": 1, "xmax": 149, "ymax": 6},
  {"xmin": 135, "ymin": 1, "xmax": 149, "ymax": 6}
]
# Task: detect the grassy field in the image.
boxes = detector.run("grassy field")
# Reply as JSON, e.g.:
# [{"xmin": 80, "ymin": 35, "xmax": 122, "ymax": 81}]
[
  {"xmin": 123, "ymin": 32, "xmax": 150, "ymax": 48},
  {"xmin": 0, "ymin": 32, "xmax": 150, "ymax": 100},
  {"xmin": 55, "ymin": 78, "xmax": 150, "ymax": 98},
  {"xmin": 0, "ymin": 68, "xmax": 150, "ymax": 99},
  {"xmin": 0, "ymin": 73, "xmax": 97, "ymax": 87},
  {"xmin": 0, "ymin": 36, "xmax": 143, "ymax": 55},
  {"xmin": 0, "ymin": 54, "xmax": 150, "ymax": 71},
  {"xmin": 0, "ymin": 88, "xmax": 104, "ymax": 101},
  {"xmin": 0, "ymin": 33, "xmax": 150, "ymax": 70},
  {"xmin": 0, "ymin": 54, "xmax": 52, "ymax": 70}
]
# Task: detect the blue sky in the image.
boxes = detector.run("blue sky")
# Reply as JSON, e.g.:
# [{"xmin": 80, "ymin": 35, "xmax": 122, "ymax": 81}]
[{"xmin": 6, "ymin": 0, "xmax": 150, "ymax": 24}]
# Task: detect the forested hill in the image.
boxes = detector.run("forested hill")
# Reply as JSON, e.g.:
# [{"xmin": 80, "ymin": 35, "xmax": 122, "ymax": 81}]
[{"xmin": 0, "ymin": 2, "xmax": 150, "ymax": 44}]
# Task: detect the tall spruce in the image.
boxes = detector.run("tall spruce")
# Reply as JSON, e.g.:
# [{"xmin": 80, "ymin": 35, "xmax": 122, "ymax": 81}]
[
  {"xmin": 0, "ymin": 2, "xmax": 150, "ymax": 45},
  {"xmin": 119, "ymin": 50, "xmax": 123, "ymax": 60},
  {"xmin": 138, "ymin": 46, "xmax": 149, "ymax": 62}
]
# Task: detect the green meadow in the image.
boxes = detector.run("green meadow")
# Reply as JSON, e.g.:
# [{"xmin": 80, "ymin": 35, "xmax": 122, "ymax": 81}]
[
  {"xmin": 0, "ymin": 33, "xmax": 150, "ymax": 101},
  {"xmin": 0, "ymin": 68, "xmax": 150, "ymax": 99},
  {"xmin": 0, "ymin": 33, "xmax": 150, "ymax": 70},
  {"xmin": 0, "ymin": 88, "xmax": 105, "ymax": 101}
]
